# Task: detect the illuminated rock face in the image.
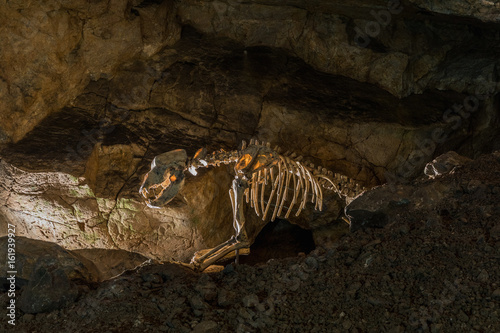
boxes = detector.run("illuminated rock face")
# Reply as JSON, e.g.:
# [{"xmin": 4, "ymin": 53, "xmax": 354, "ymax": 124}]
[
  {"xmin": 0, "ymin": 0, "xmax": 499, "ymax": 261},
  {"xmin": 0, "ymin": 158, "xmax": 225, "ymax": 262},
  {"xmin": 0, "ymin": 0, "xmax": 181, "ymax": 145}
]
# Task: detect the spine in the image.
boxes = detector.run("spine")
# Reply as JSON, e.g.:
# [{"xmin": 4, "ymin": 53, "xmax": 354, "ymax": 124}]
[
  {"xmin": 280, "ymin": 151, "xmax": 366, "ymax": 200},
  {"xmin": 186, "ymin": 148, "xmax": 240, "ymax": 175},
  {"xmin": 186, "ymin": 141, "xmax": 366, "ymax": 200}
]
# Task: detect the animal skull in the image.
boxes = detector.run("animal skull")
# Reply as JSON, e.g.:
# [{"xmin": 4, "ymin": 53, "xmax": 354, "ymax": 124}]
[{"xmin": 139, "ymin": 149, "xmax": 188, "ymax": 208}]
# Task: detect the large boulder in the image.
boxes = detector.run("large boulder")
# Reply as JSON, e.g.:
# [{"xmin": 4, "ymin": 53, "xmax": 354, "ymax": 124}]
[
  {"xmin": 70, "ymin": 248, "xmax": 149, "ymax": 281},
  {"xmin": 345, "ymin": 180, "xmax": 457, "ymax": 232},
  {"xmin": 0, "ymin": 157, "xmax": 221, "ymax": 262},
  {"xmin": 424, "ymin": 151, "xmax": 472, "ymax": 178},
  {"xmin": 345, "ymin": 151, "xmax": 500, "ymax": 232},
  {"xmin": 0, "ymin": 237, "xmax": 99, "ymax": 314}
]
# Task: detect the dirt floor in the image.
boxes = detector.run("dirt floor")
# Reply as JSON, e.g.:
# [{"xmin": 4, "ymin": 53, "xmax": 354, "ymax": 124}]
[{"xmin": 2, "ymin": 152, "xmax": 500, "ymax": 332}]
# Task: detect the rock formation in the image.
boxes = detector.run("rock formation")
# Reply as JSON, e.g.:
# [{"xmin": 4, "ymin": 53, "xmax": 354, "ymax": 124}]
[
  {"xmin": 1, "ymin": 151, "xmax": 499, "ymax": 330},
  {"xmin": 0, "ymin": 0, "xmax": 499, "ymax": 270}
]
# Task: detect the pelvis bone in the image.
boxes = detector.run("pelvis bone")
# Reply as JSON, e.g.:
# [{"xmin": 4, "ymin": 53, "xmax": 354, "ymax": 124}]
[{"xmin": 140, "ymin": 140, "xmax": 364, "ymax": 271}]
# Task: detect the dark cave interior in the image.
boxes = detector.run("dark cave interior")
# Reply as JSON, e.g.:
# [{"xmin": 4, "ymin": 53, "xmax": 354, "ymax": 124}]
[{"xmin": 0, "ymin": 0, "xmax": 499, "ymax": 331}]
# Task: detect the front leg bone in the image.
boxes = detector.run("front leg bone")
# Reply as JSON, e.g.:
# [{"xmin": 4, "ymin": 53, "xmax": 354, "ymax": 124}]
[
  {"xmin": 191, "ymin": 238, "xmax": 250, "ymax": 272},
  {"xmin": 191, "ymin": 235, "xmax": 238, "ymax": 264},
  {"xmin": 191, "ymin": 176, "xmax": 250, "ymax": 272}
]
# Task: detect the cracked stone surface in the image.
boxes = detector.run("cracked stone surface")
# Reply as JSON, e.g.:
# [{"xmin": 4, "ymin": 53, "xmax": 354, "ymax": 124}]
[
  {"xmin": 1, "ymin": 0, "xmax": 499, "ymax": 146},
  {"xmin": 408, "ymin": 0, "xmax": 500, "ymax": 22},
  {"xmin": 177, "ymin": 0, "xmax": 500, "ymax": 97},
  {"xmin": 2, "ymin": 29, "xmax": 483, "ymax": 184},
  {"xmin": 0, "ymin": 0, "xmax": 181, "ymax": 144},
  {"xmin": 0, "ymin": 158, "xmax": 207, "ymax": 261}
]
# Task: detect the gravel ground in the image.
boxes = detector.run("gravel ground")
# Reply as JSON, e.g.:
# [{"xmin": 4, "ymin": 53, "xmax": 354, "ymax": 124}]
[{"xmin": 2, "ymin": 152, "xmax": 499, "ymax": 332}]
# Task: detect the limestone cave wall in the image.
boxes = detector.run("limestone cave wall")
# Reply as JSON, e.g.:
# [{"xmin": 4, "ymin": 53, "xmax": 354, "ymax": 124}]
[{"xmin": 0, "ymin": 0, "xmax": 499, "ymax": 261}]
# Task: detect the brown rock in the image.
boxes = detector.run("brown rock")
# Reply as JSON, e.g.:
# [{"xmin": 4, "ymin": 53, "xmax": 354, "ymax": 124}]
[
  {"xmin": 70, "ymin": 248, "xmax": 149, "ymax": 281},
  {"xmin": 0, "ymin": 236, "xmax": 99, "ymax": 313},
  {"xmin": 0, "ymin": 0, "xmax": 180, "ymax": 144},
  {"xmin": 424, "ymin": 151, "xmax": 472, "ymax": 178},
  {"xmin": 408, "ymin": 0, "xmax": 500, "ymax": 22},
  {"xmin": 345, "ymin": 180, "xmax": 458, "ymax": 232}
]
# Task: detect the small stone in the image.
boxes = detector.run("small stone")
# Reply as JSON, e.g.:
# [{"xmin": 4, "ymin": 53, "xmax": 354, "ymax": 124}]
[
  {"xmin": 141, "ymin": 272, "xmax": 162, "ymax": 284},
  {"xmin": 303, "ymin": 257, "xmax": 319, "ymax": 272},
  {"xmin": 388, "ymin": 326, "xmax": 404, "ymax": 333},
  {"xmin": 255, "ymin": 302, "xmax": 266, "ymax": 312},
  {"xmin": 398, "ymin": 224, "xmax": 409, "ymax": 235},
  {"xmin": 363, "ymin": 239, "xmax": 382, "ymax": 247},
  {"xmin": 476, "ymin": 235, "xmax": 485, "ymax": 244},
  {"xmin": 23, "ymin": 313, "xmax": 35, "ymax": 322},
  {"xmin": 467, "ymin": 180, "xmax": 483, "ymax": 193},
  {"xmin": 238, "ymin": 307, "xmax": 255, "ymax": 320},
  {"xmin": 431, "ymin": 323, "xmax": 443, "ymax": 333},
  {"xmin": 477, "ymin": 269, "xmax": 489, "ymax": 283},
  {"xmin": 175, "ymin": 297, "xmax": 186, "ymax": 305},
  {"xmin": 157, "ymin": 303, "xmax": 166, "ymax": 313},
  {"xmin": 427, "ymin": 217, "xmax": 441, "ymax": 227},
  {"xmin": 367, "ymin": 297, "xmax": 386, "ymax": 306},
  {"xmin": 189, "ymin": 295, "xmax": 205, "ymax": 311},
  {"xmin": 242, "ymin": 294, "xmax": 259, "ymax": 308},
  {"xmin": 195, "ymin": 280, "xmax": 217, "ymax": 301},
  {"xmin": 492, "ymin": 288, "xmax": 500, "ymax": 298},
  {"xmin": 223, "ymin": 263, "xmax": 235, "ymax": 275},
  {"xmin": 287, "ymin": 277, "xmax": 301, "ymax": 291},
  {"xmin": 489, "ymin": 224, "xmax": 500, "ymax": 240},
  {"xmin": 297, "ymin": 270, "xmax": 309, "ymax": 281},
  {"xmin": 192, "ymin": 320, "xmax": 218, "ymax": 333},
  {"xmin": 271, "ymin": 282, "xmax": 284, "ymax": 291},
  {"xmin": 343, "ymin": 319, "xmax": 352, "ymax": 330},
  {"xmin": 217, "ymin": 289, "xmax": 236, "ymax": 307},
  {"xmin": 457, "ymin": 310, "xmax": 469, "ymax": 323}
]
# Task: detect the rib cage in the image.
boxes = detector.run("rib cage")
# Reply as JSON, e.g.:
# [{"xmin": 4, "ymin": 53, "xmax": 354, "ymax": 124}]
[
  {"xmin": 187, "ymin": 140, "xmax": 365, "ymax": 221},
  {"xmin": 245, "ymin": 152, "xmax": 325, "ymax": 221}
]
